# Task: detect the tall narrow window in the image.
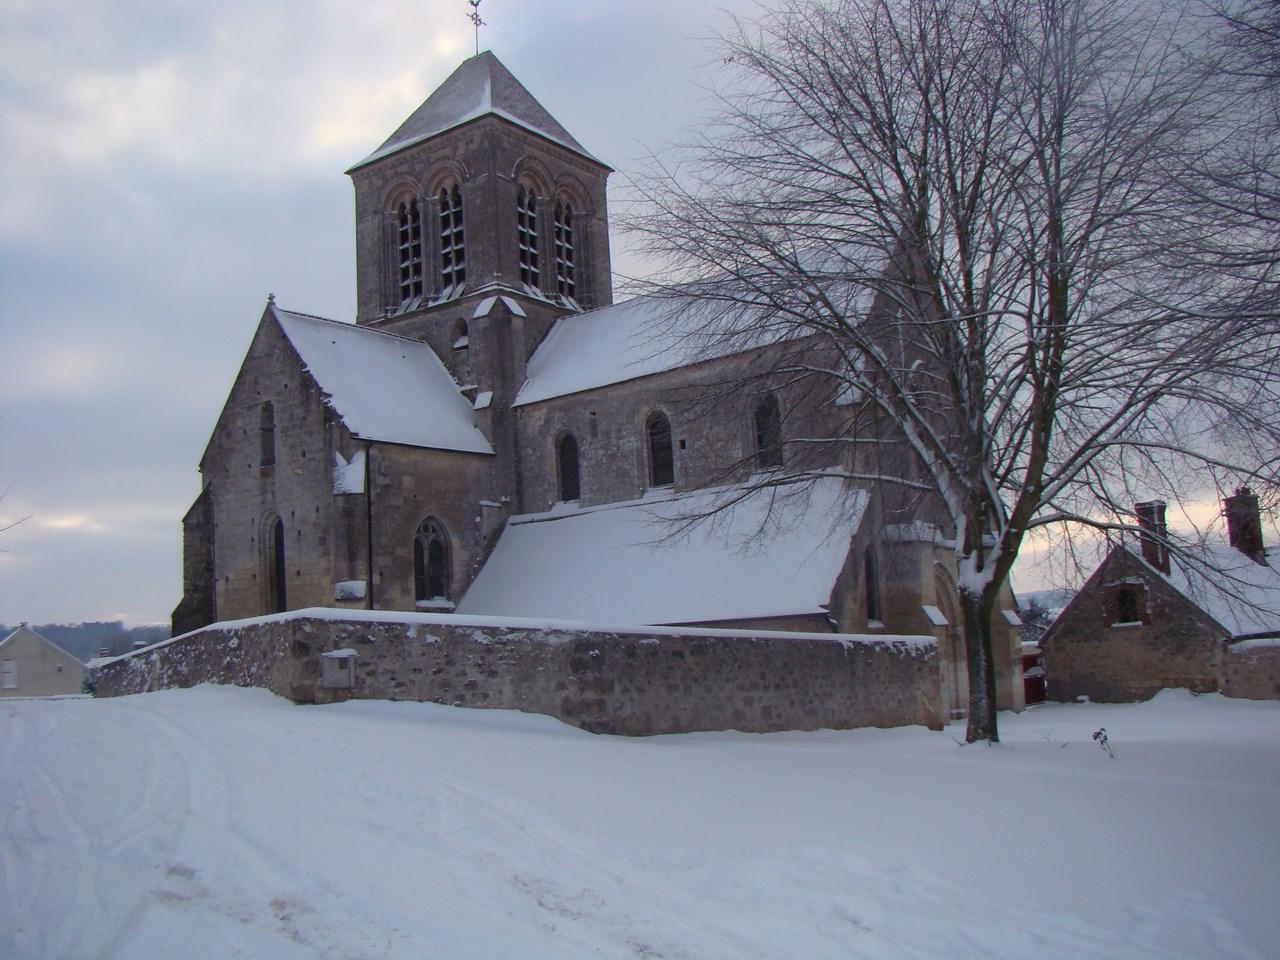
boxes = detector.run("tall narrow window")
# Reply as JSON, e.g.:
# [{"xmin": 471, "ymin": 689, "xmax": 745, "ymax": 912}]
[
  {"xmin": 260, "ymin": 402, "xmax": 275, "ymax": 467},
  {"xmin": 397, "ymin": 199, "xmax": 423, "ymax": 303},
  {"xmin": 557, "ymin": 433, "xmax": 580, "ymax": 502},
  {"xmin": 647, "ymin": 412, "xmax": 674, "ymax": 487},
  {"xmin": 554, "ymin": 200, "xmax": 575, "ymax": 298},
  {"xmin": 439, "ymin": 184, "xmax": 465, "ymax": 294},
  {"xmin": 2, "ymin": 659, "xmax": 16, "ymax": 689},
  {"xmin": 517, "ymin": 185, "xmax": 540, "ymax": 289},
  {"xmin": 414, "ymin": 518, "xmax": 451, "ymax": 602},
  {"xmin": 269, "ymin": 518, "xmax": 287, "ymax": 613},
  {"xmin": 753, "ymin": 394, "xmax": 783, "ymax": 468},
  {"xmin": 864, "ymin": 547, "xmax": 881, "ymax": 623}
]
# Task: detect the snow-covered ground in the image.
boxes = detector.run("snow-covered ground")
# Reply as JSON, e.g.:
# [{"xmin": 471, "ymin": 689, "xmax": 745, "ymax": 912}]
[{"xmin": 2, "ymin": 687, "xmax": 1276, "ymax": 960}]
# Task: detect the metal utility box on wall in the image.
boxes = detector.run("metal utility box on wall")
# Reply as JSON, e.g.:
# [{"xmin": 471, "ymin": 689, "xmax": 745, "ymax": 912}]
[{"xmin": 320, "ymin": 648, "xmax": 357, "ymax": 689}]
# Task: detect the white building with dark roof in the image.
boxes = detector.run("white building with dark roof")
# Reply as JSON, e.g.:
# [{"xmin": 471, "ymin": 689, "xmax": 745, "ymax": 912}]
[{"xmin": 172, "ymin": 52, "xmax": 1027, "ymax": 718}]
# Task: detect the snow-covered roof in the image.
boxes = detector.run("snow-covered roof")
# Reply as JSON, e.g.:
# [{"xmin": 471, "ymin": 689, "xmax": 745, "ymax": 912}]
[
  {"xmin": 457, "ymin": 479, "xmax": 867, "ymax": 625},
  {"xmin": 1149, "ymin": 545, "xmax": 1280, "ymax": 638},
  {"xmin": 514, "ymin": 294, "xmax": 755, "ymax": 406},
  {"xmin": 273, "ymin": 306, "xmax": 493, "ymax": 455},
  {"xmin": 515, "ymin": 243, "xmax": 885, "ymax": 407},
  {"xmin": 349, "ymin": 52, "xmax": 607, "ymax": 171}
]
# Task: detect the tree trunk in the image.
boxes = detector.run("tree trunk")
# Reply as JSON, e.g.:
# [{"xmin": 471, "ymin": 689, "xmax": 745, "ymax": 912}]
[{"xmin": 960, "ymin": 582, "xmax": 1000, "ymax": 743}]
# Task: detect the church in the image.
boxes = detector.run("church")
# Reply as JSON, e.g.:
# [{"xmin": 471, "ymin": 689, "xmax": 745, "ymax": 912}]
[{"xmin": 170, "ymin": 51, "xmax": 1027, "ymax": 719}]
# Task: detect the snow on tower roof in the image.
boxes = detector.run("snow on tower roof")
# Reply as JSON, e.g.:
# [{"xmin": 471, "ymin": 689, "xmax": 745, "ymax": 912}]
[
  {"xmin": 349, "ymin": 51, "xmax": 608, "ymax": 171},
  {"xmin": 457, "ymin": 478, "xmax": 867, "ymax": 625},
  {"xmin": 273, "ymin": 306, "xmax": 493, "ymax": 455}
]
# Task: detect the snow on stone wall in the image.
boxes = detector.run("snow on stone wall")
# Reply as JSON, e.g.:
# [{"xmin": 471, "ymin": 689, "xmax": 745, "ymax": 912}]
[{"xmin": 90, "ymin": 611, "xmax": 943, "ymax": 734}]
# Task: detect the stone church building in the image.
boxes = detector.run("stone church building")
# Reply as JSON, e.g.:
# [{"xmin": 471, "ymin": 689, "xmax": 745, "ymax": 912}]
[{"xmin": 171, "ymin": 52, "xmax": 1026, "ymax": 718}]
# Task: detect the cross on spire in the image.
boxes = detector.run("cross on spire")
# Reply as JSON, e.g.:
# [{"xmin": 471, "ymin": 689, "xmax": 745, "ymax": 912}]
[{"xmin": 467, "ymin": 1, "xmax": 485, "ymax": 57}]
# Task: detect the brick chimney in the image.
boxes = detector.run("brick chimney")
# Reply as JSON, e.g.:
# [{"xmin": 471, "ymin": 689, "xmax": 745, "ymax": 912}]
[
  {"xmin": 1135, "ymin": 500, "xmax": 1170, "ymax": 574},
  {"xmin": 1224, "ymin": 486, "xmax": 1266, "ymax": 565}
]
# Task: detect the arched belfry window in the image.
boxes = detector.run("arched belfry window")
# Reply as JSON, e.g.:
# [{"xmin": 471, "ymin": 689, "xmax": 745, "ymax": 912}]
[
  {"xmin": 553, "ymin": 199, "xmax": 575, "ymax": 298},
  {"xmin": 753, "ymin": 393, "xmax": 783, "ymax": 469},
  {"xmin": 646, "ymin": 412, "xmax": 674, "ymax": 488},
  {"xmin": 557, "ymin": 433, "xmax": 580, "ymax": 502},
  {"xmin": 517, "ymin": 185, "xmax": 540, "ymax": 289},
  {"xmin": 260, "ymin": 402, "xmax": 276, "ymax": 467},
  {"xmin": 439, "ymin": 184, "xmax": 465, "ymax": 294},
  {"xmin": 414, "ymin": 518, "xmax": 451, "ymax": 603},
  {"xmin": 396, "ymin": 198, "xmax": 423, "ymax": 303}
]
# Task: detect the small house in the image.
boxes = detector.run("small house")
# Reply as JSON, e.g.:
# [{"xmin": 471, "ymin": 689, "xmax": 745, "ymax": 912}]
[{"xmin": 0, "ymin": 624, "xmax": 88, "ymax": 697}]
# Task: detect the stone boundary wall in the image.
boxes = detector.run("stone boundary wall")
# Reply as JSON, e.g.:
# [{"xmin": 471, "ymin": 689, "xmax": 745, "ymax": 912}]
[
  {"xmin": 1221, "ymin": 639, "xmax": 1280, "ymax": 701},
  {"xmin": 92, "ymin": 609, "xmax": 943, "ymax": 735}
]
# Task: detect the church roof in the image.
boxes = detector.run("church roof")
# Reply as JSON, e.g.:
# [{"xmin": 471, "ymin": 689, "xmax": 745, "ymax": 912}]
[
  {"xmin": 349, "ymin": 51, "xmax": 607, "ymax": 171},
  {"xmin": 273, "ymin": 305, "xmax": 493, "ymax": 455},
  {"xmin": 456, "ymin": 478, "xmax": 867, "ymax": 625},
  {"xmin": 514, "ymin": 294, "xmax": 745, "ymax": 406}
]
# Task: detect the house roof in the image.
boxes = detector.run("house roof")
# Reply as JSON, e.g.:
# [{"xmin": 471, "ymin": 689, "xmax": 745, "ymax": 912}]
[
  {"xmin": 349, "ymin": 51, "xmax": 607, "ymax": 171},
  {"xmin": 456, "ymin": 478, "xmax": 867, "ymax": 625},
  {"xmin": 273, "ymin": 305, "xmax": 493, "ymax": 455},
  {"xmin": 1151, "ymin": 544, "xmax": 1280, "ymax": 639}
]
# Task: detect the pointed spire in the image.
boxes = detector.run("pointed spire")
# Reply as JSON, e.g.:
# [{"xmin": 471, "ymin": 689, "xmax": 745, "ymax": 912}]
[{"xmin": 348, "ymin": 52, "xmax": 609, "ymax": 172}]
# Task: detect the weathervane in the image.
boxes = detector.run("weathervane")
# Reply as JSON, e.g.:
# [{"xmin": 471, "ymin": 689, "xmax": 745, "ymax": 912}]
[{"xmin": 467, "ymin": 0, "xmax": 485, "ymax": 56}]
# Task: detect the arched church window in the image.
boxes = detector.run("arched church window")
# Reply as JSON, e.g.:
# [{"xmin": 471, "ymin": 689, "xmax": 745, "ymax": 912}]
[
  {"xmin": 269, "ymin": 518, "xmax": 287, "ymax": 613},
  {"xmin": 557, "ymin": 433, "xmax": 580, "ymax": 502},
  {"xmin": 260, "ymin": 402, "xmax": 276, "ymax": 467},
  {"xmin": 554, "ymin": 199, "xmax": 575, "ymax": 298},
  {"xmin": 439, "ymin": 184, "xmax": 466, "ymax": 295},
  {"xmin": 414, "ymin": 517, "xmax": 451, "ymax": 602},
  {"xmin": 864, "ymin": 547, "xmax": 881, "ymax": 623},
  {"xmin": 517, "ymin": 185, "xmax": 540, "ymax": 289},
  {"xmin": 453, "ymin": 317, "xmax": 469, "ymax": 350},
  {"xmin": 396, "ymin": 198, "xmax": 423, "ymax": 303},
  {"xmin": 753, "ymin": 393, "xmax": 783, "ymax": 469},
  {"xmin": 647, "ymin": 412, "xmax": 674, "ymax": 488}
]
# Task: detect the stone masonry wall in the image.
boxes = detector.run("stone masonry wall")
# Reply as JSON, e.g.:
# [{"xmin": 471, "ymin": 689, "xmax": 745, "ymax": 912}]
[
  {"xmin": 92, "ymin": 611, "xmax": 943, "ymax": 735},
  {"xmin": 1044, "ymin": 549, "xmax": 1246, "ymax": 703},
  {"xmin": 1221, "ymin": 640, "xmax": 1280, "ymax": 700}
]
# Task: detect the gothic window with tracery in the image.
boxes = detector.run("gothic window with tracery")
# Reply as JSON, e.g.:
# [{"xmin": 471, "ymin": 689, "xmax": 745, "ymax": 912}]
[
  {"xmin": 439, "ymin": 184, "xmax": 465, "ymax": 294},
  {"xmin": 554, "ymin": 199, "xmax": 575, "ymax": 298},
  {"xmin": 396, "ymin": 198, "xmax": 423, "ymax": 303},
  {"xmin": 414, "ymin": 517, "xmax": 451, "ymax": 602},
  {"xmin": 517, "ymin": 185, "xmax": 540, "ymax": 289}
]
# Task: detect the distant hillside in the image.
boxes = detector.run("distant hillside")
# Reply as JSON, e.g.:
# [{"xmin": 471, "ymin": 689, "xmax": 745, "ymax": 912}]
[{"xmin": 0, "ymin": 622, "xmax": 169, "ymax": 663}]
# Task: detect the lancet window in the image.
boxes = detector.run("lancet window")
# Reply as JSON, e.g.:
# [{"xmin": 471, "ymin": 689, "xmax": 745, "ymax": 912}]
[
  {"xmin": 439, "ymin": 184, "xmax": 466, "ymax": 294},
  {"xmin": 517, "ymin": 185, "xmax": 540, "ymax": 289}
]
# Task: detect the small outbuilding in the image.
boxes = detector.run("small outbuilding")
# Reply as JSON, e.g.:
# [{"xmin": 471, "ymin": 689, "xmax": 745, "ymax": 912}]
[
  {"xmin": 1042, "ymin": 491, "xmax": 1280, "ymax": 703},
  {"xmin": 0, "ymin": 624, "xmax": 88, "ymax": 697}
]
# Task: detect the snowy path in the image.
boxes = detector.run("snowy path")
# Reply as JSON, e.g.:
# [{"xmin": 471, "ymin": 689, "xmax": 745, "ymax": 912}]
[{"xmin": 1, "ymin": 687, "xmax": 1277, "ymax": 959}]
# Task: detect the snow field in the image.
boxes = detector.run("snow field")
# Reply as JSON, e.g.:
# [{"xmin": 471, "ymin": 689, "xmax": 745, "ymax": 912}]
[{"xmin": 1, "ymin": 686, "xmax": 1276, "ymax": 959}]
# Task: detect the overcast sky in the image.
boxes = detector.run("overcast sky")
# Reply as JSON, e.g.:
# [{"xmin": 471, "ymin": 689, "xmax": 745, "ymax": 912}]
[{"xmin": 1, "ymin": 0, "xmax": 783, "ymax": 626}]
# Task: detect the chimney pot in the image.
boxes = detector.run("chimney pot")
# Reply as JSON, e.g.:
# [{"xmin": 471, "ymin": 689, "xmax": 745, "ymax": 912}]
[
  {"xmin": 1224, "ymin": 486, "xmax": 1266, "ymax": 565},
  {"xmin": 1135, "ymin": 501, "xmax": 1170, "ymax": 574}
]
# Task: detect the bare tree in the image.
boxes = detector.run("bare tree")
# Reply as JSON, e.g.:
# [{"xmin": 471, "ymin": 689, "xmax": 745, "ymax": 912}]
[{"xmin": 629, "ymin": 0, "xmax": 1280, "ymax": 741}]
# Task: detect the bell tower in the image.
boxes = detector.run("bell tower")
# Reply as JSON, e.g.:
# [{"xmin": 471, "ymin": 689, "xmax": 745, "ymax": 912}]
[{"xmin": 346, "ymin": 52, "xmax": 613, "ymax": 375}]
